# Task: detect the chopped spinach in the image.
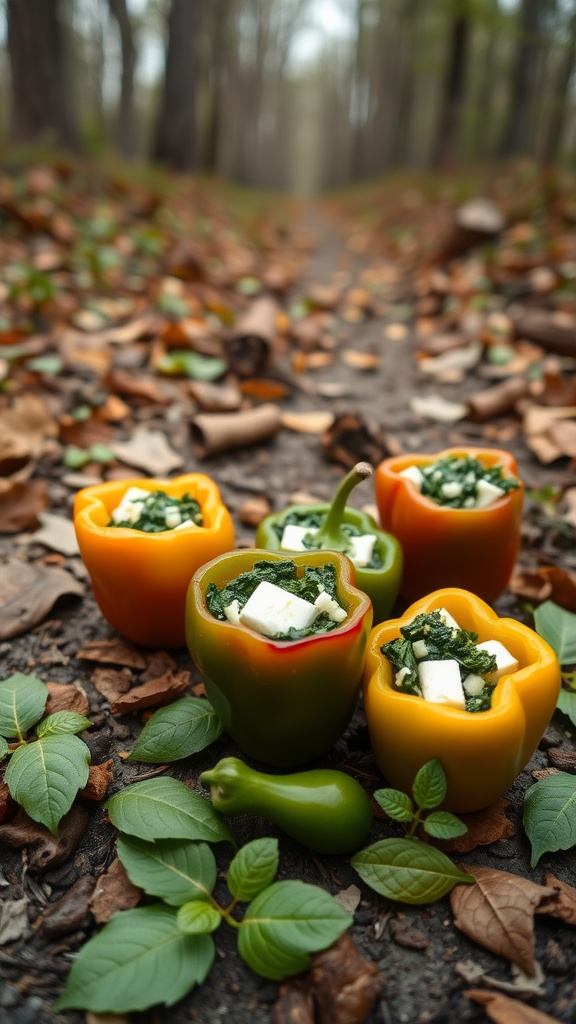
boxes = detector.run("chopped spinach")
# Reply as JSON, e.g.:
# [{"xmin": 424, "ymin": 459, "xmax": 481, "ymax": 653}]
[
  {"xmin": 205, "ymin": 559, "xmax": 345, "ymax": 641},
  {"xmin": 380, "ymin": 637, "xmax": 420, "ymax": 695},
  {"xmin": 273, "ymin": 510, "xmax": 383, "ymax": 569},
  {"xmin": 108, "ymin": 491, "xmax": 203, "ymax": 533},
  {"xmin": 465, "ymin": 685, "xmax": 495, "ymax": 713},
  {"xmin": 418, "ymin": 455, "xmax": 519, "ymax": 509}
]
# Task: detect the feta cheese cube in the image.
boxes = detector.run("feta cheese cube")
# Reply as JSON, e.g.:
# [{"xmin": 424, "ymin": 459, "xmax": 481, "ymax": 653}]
[
  {"xmin": 395, "ymin": 666, "xmax": 415, "ymax": 689},
  {"xmin": 475, "ymin": 640, "xmax": 519, "ymax": 682},
  {"xmin": 463, "ymin": 673, "xmax": 486, "ymax": 696},
  {"xmin": 239, "ymin": 581, "xmax": 319, "ymax": 638},
  {"xmin": 418, "ymin": 659, "xmax": 465, "ymax": 710},
  {"xmin": 164, "ymin": 506, "xmax": 182, "ymax": 529},
  {"xmin": 437, "ymin": 607, "xmax": 460, "ymax": 630},
  {"xmin": 173, "ymin": 519, "xmax": 197, "ymax": 530},
  {"xmin": 399, "ymin": 465, "xmax": 424, "ymax": 490},
  {"xmin": 474, "ymin": 478, "xmax": 506, "ymax": 509},
  {"xmin": 223, "ymin": 599, "xmax": 241, "ymax": 624},
  {"xmin": 348, "ymin": 533, "xmax": 376, "ymax": 567},
  {"xmin": 314, "ymin": 590, "xmax": 347, "ymax": 623},
  {"xmin": 441, "ymin": 481, "xmax": 462, "ymax": 499},
  {"xmin": 280, "ymin": 524, "xmax": 316, "ymax": 551},
  {"xmin": 412, "ymin": 639, "xmax": 429, "ymax": 659},
  {"xmin": 110, "ymin": 486, "xmax": 150, "ymax": 525}
]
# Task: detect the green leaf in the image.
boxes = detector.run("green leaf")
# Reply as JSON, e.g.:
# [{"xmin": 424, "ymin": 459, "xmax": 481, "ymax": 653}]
[
  {"xmin": 88, "ymin": 443, "xmax": 115, "ymax": 463},
  {"xmin": 25, "ymin": 355, "xmax": 63, "ymax": 375},
  {"xmin": 238, "ymin": 881, "xmax": 352, "ymax": 981},
  {"xmin": 351, "ymin": 838, "xmax": 474, "ymax": 905},
  {"xmin": 556, "ymin": 687, "xmax": 576, "ymax": 728},
  {"xmin": 0, "ymin": 673, "xmax": 48, "ymax": 740},
  {"xmin": 105, "ymin": 777, "xmax": 234, "ymax": 845},
  {"xmin": 4, "ymin": 734, "xmax": 90, "ymax": 834},
  {"xmin": 116, "ymin": 834, "xmax": 217, "ymax": 906},
  {"xmin": 412, "ymin": 759, "xmax": 446, "ymax": 810},
  {"xmin": 63, "ymin": 446, "xmax": 90, "ymax": 469},
  {"xmin": 128, "ymin": 697, "xmax": 223, "ymax": 764},
  {"xmin": 534, "ymin": 601, "xmax": 576, "ymax": 665},
  {"xmin": 53, "ymin": 904, "xmax": 214, "ymax": 1013},
  {"xmin": 157, "ymin": 350, "xmax": 227, "ymax": 382},
  {"xmin": 177, "ymin": 900, "xmax": 221, "ymax": 935},
  {"xmin": 227, "ymin": 838, "xmax": 279, "ymax": 901},
  {"xmin": 374, "ymin": 788, "xmax": 414, "ymax": 822},
  {"xmin": 36, "ymin": 712, "xmax": 92, "ymax": 738},
  {"xmin": 523, "ymin": 773, "xmax": 576, "ymax": 867},
  {"xmin": 423, "ymin": 811, "xmax": 468, "ymax": 840},
  {"xmin": 0, "ymin": 736, "xmax": 9, "ymax": 762}
]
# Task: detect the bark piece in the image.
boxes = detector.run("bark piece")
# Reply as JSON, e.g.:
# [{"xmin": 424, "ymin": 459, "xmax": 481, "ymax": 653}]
[
  {"xmin": 76, "ymin": 639, "xmax": 147, "ymax": 670},
  {"xmin": 40, "ymin": 875, "xmax": 95, "ymax": 937},
  {"xmin": 467, "ymin": 377, "xmax": 531, "ymax": 422},
  {"xmin": 509, "ymin": 306, "xmax": 576, "ymax": 358},
  {"xmin": 227, "ymin": 297, "xmax": 279, "ymax": 376},
  {"xmin": 188, "ymin": 379, "xmax": 242, "ymax": 412},
  {"xmin": 89, "ymin": 858, "xmax": 142, "ymax": 924},
  {"xmin": 81, "ymin": 760, "xmax": 114, "ymax": 801},
  {"xmin": 273, "ymin": 978, "xmax": 315, "ymax": 1024},
  {"xmin": 190, "ymin": 403, "xmax": 281, "ymax": 458},
  {"xmin": 322, "ymin": 413, "xmax": 387, "ymax": 469},
  {"xmin": 0, "ymin": 559, "xmax": 84, "ymax": 641}
]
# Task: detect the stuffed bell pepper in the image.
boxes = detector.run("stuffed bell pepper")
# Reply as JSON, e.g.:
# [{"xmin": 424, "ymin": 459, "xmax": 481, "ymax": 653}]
[
  {"xmin": 73, "ymin": 474, "xmax": 235, "ymax": 649},
  {"xmin": 363, "ymin": 588, "xmax": 560, "ymax": 812},
  {"xmin": 374, "ymin": 447, "xmax": 523, "ymax": 603},
  {"xmin": 185, "ymin": 549, "xmax": 373, "ymax": 767},
  {"xmin": 256, "ymin": 462, "xmax": 402, "ymax": 623}
]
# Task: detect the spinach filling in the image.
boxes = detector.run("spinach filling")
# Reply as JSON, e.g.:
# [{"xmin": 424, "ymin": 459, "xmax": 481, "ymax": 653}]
[
  {"xmin": 381, "ymin": 610, "xmax": 498, "ymax": 712},
  {"xmin": 206, "ymin": 559, "xmax": 346, "ymax": 641},
  {"xmin": 272, "ymin": 510, "xmax": 383, "ymax": 569},
  {"xmin": 108, "ymin": 491, "xmax": 203, "ymax": 533},
  {"xmin": 418, "ymin": 455, "xmax": 519, "ymax": 509}
]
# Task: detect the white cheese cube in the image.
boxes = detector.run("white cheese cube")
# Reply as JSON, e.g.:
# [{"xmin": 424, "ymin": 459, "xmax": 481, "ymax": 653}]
[
  {"xmin": 239, "ymin": 581, "xmax": 319, "ymax": 638},
  {"xmin": 474, "ymin": 478, "xmax": 506, "ymax": 509},
  {"xmin": 463, "ymin": 673, "xmax": 486, "ymax": 696},
  {"xmin": 110, "ymin": 486, "xmax": 150, "ymax": 525},
  {"xmin": 164, "ymin": 506, "xmax": 182, "ymax": 529},
  {"xmin": 412, "ymin": 639, "xmax": 429, "ymax": 659},
  {"xmin": 441, "ymin": 481, "xmax": 462, "ymax": 499},
  {"xmin": 475, "ymin": 640, "xmax": 519, "ymax": 682},
  {"xmin": 418, "ymin": 659, "xmax": 465, "ymax": 710},
  {"xmin": 437, "ymin": 607, "xmax": 460, "ymax": 630},
  {"xmin": 399, "ymin": 465, "xmax": 424, "ymax": 490},
  {"xmin": 173, "ymin": 519, "xmax": 197, "ymax": 530},
  {"xmin": 280, "ymin": 524, "xmax": 316, "ymax": 551},
  {"xmin": 348, "ymin": 533, "xmax": 377, "ymax": 567},
  {"xmin": 122, "ymin": 487, "xmax": 151, "ymax": 504},
  {"xmin": 395, "ymin": 666, "xmax": 415, "ymax": 689},
  {"xmin": 224, "ymin": 599, "xmax": 241, "ymax": 624},
  {"xmin": 314, "ymin": 590, "xmax": 347, "ymax": 623}
]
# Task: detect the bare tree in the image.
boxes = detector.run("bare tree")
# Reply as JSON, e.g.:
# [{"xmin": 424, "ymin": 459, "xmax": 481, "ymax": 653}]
[
  {"xmin": 153, "ymin": 0, "xmax": 198, "ymax": 171},
  {"xmin": 6, "ymin": 0, "xmax": 79, "ymax": 148},
  {"xmin": 498, "ymin": 0, "xmax": 550, "ymax": 156},
  {"xmin": 432, "ymin": 2, "xmax": 471, "ymax": 167},
  {"xmin": 108, "ymin": 0, "xmax": 137, "ymax": 158},
  {"xmin": 542, "ymin": 4, "xmax": 576, "ymax": 161}
]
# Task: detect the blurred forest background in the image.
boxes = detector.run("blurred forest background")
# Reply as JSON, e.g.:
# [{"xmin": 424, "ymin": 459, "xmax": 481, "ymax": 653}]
[{"xmin": 1, "ymin": 0, "xmax": 576, "ymax": 193}]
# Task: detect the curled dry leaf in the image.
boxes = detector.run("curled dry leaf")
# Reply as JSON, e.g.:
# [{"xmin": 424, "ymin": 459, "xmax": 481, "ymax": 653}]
[
  {"xmin": 342, "ymin": 349, "xmax": 380, "ymax": 371},
  {"xmin": 0, "ymin": 558, "xmax": 85, "ymax": 641},
  {"xmin": 26, "ymin": 511, "xmax": 80, "ymax": 556},
  {"xmin": 536, "ymin": 874, "xmax": 576, "ymax": 925},
  {"xmin": 466, "ymin": 988, "xmax": 564, "ymax": 1024},
  {"xmin": 190, "ymin": 404, "xmax": 281, "ymax": 458},
  {"xmin": 0, "ymin": 480, "xmax": 49, "ymax": 533},
  {"xmin": 410, "ymin": 394, "xmax": 468, "ymax": 422},
  {"xmin": 523, "ymin": 405, "xmax": 576, "ymax": 463},
  {"xmin": 333, "ymin": 884, "xmax": 362, "ymax": 915},
  {"xmin": 273, "ymin": 977, "xmax": 314, "ymax": 1024},
  {"xmin": 239, "ymin": 378, "xmax": 291, "ymax": 401},
  {"xmin": 0, "ymin": 392, "xmax": 58, "ymax": 471},
  {"xmin": 140, "ymin": 650, "xmax": 176, "ymax": 682},
  {"xmin": 450, "ymin": 867, "xmax": 556, "ymax": 976},
  {"xmin": 509, "ymin": 572, "xmax": 553, "ymax": 606},
  {"xmin": 434, "ymin": 798, "xmax": 514, "ymax": 854},
  {"xmin": 0, "ymin": 780, "xmax": 16, "ymax": 825},
  {"xmin": 103, "ymin": 367, "xmax": 171, "ymax": 406},
  {"xmin": 89, "ymin": 858, "xmax": 142, "ymax": 925},
  {"xmin": 0, "ymin": 805, "xmax": 88, "ymax": 873},
  {"xmin": 111, "ymin": 427, "xmax": 183, "ymax": 475},
  {"xmin": 389, "ymin": 918, "xmax": 429, "ymax": 950},
  {"xmin": 281, "ymin": 410, "xmax": 335, "ymax": 434},
  {"xmin": 538, "ymin": 566, "xmax": 576, "ymax": 613},
  {"xmin": 46, "ymin": 681, "xmax": 90, "ymax": 717},
  {"xmin": 310, "ymin": 933, "xmax": 384, "ymax": 1024},
  {"xmin": 109, "ymin": 669, "xmax": 190, "ymax": 715},
  {"xmin": 455, "ymin": 960, "xmax": 546, "ymax": 999},
  {"xmin": 322, "ymin": 412, "xmax": 386, "ymax": 469},
  {"xmin": 91, "ymin": 666, "xmax": 133, "ymax": 702},
  {"xmin": 86, "ymin": 1013, "xmax": 132, "ymax": 1024},
  {"xmin": 236, "ymin": 495, "xmax": 272, "ymax": 527},
  {"xmin": 76, "ymin": 639, "xmax": 147, "ymax": 670},
  {"xmin": 81, "ymin": 760, "xmax": 114, "ymax": 802},
  {"xmin": 40, "ymin": 875, "xmax": 96, "ymax": 938}
]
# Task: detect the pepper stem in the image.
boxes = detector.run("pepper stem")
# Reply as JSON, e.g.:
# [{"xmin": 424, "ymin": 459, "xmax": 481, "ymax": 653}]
[{"xmin": 314, "ymin": 462, "xmax": 373, "ymax": 552}]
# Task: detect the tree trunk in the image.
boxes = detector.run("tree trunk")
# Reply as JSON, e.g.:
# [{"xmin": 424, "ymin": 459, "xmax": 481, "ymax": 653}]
[
  {"xmin": 108, "ymin": 0, "xmax": 138, "ymax": 158},
  {"xmin": 541, "ymin": 7, "xmax": 576, "ymax": 162},
  {"xmin": 6, "ymin": 0, "xmax": 79, "ymax": 149},
  {"xmin": 153, "ymin": 0, "xmax": 198, "ymax": 171},
  {"xmin": 498, "ymin": 0, "xmax": 544, "ymax": 157},
  {"xmin": 432, "ymin": 9, "xmax": 470, "ymax": 167}
]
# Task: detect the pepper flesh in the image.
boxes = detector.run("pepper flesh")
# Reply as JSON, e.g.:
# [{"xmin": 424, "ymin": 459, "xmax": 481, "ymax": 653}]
[
  {"xmin": 186, "ymin": 549, "xmax": 372, "ymax": 767},
  {"xmin": 74, "ymin": 474, "xmax": 235, "ymax": 649},
  {"xmin": 374, "ymin": 447, "xmax": 523, "ymax": 603},
  {"xmin": 256, "ymin": 462, "xmax": 402, "ymax": 623},
  {"xmin": 200, "ymin": 757, "xmax": 373, "ymax": 855},
  {"xmin": 363, "ymin": 588, "xmax": 560, "ymax": 812}
]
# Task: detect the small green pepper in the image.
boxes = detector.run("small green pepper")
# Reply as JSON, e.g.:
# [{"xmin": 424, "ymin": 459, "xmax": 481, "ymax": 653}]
[
  {"xmin": 256, "ymin": 462, "xmax": 402, "ymax": 623},
  {"xmin": 200, "ymin": 757, "xmax": 373, "ymax": 856}
]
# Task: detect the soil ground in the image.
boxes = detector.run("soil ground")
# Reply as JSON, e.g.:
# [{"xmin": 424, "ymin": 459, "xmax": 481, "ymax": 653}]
[{"xmin": 0, "ymin": 198, "xmax": 575, "ymax": 1024}]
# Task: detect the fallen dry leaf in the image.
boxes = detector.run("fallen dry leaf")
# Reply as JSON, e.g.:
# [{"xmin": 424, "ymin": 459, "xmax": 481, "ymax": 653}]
[
  {"xmin": 86, "ymin": 1012, "xmax": 132, "ymax": 1024},
  {"xmin": 239, "ymin": 378, "xmax": 291, "ymax": 401},
  {"xmin": 273, "ymin": 977, "xmax": 314, "ymax": 1024},
  {"xmin": 0, "ymin": 780, "xmax": 15, "ymax": 824},
  {"xmin": 81, "ymin": 760, "xmax": 114, "ymax": 802},
  {"xmin": 333, "ymin": 884, "xmax": 361, "ymax": 915},
  {"xmin": 140, "ymin": 650, "xmax": 176, "ymax": 682},
  {"xmin": 111, "ymin": 427, "xmax": 183, "ymax": 475},
  {"xmin": 451, "ymin": 867, "xmax": 556, "ymax": 976},
  {"xmin": 0, "ymin": 392, "xmax": 58, "ymax": 472},
  {"xmin": 0, "ymin": 805, "xmax": 88, "ymax": 873},
  {"xmin": 25, "ymin": 511, "xmax": 80, "ymax": 556},
  {"xmin": 40, "ymin": 875, "xmax": 95, "ymax": 938},
  {"xmin": 536, "ymin": 874, "xmax": 576, "ymax": 925},
  {"xmin": 110, "ymin": 669, "xmax": 190, "ymax": 715},
  {"xmin": 539, "ymin": 565, "xmax": 576, "ymax": 612},
  {"xmin": 0, "ymin": 558, "xmax": 85, "ymax": 640},
  {"xmin": 46, "ymin": 681, "xmax": 90, "ymax": 717},
  {"xmin": 562, "ymin": 487, "xmax": 576, "ymax": 527},
  {"xmin": 509, "ymin": 571, "xmax": 553, "ymax": 605},
  {"xmin": 435, "ymin": 798, "xmax": 514, "ymax": 853},
  {"xmin": 236, "ymin": 495, "xmax": 272, "ymax": 526},
  {"xmin": 89, "ymin": 858, "xmax": 142, "ymax": 924},
  {"xmin": 455, "ymin": 959, "xmax": 546, "ymax": 998},
  {"xmin": 466, "ymin": 988, "xmax": 563, "ymax": 1024},
  {"xmin": 322, "ymin": 412, "xmax": 386, "ymax": 468},
  {"xmin": 342, "ymin": 349, "xmax": 380, "ymax": 371},
  {"xmin": 0, "ymin": 897, "xmax": 29, "ymax": 944},
  {"xmin": 389, "ymin": 917, "xmax": 429, "ymax": 950},
  {"xmin": 91, "ymin": 666, "xmax": 133, "ymax": 703},
  {"xmin": 280, "ymin": 410, "xmax": 335, "ymax": 434},
  {"xmin": 0, "ymin": 479, "xmax": 49, "ymax": 533},
  {"xmin": 103, "ymin": 367, "xmax": 171, "ymax": 406},
  {"xmin": 523, "ymin": 405, "xmax": 576, "ymax": 463},
  {"xmin": 76, "ymin": 638, "xmax": 147, "ymax": 670},
  {"xmin": 310, "ymin": 933, "xmax": 384, "ymax": 1024},
  {"xmin": 410, "ymin": 394, "xmax": 468, "ymax": 422}
]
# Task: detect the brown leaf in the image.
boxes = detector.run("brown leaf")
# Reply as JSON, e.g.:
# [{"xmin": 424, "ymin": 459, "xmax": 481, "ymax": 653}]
[
  {"xmin": 342, "ymin": 349, "xmax": 380, "ymax": 371},
  {"xmin": 0, "ymin": 779, "xmax": 16, "ymax": 824},
  {"xmin": 281, "ymin": 410, "xmax": 335, "ymax": 434},
  {"xmin": 536, "ymin": 873, "xmax": 576, "ymax": 925},
  {"xmin": 86, "ymin": 1014, "xmax": 131, "ymax": 1024},
  {"xmin": 89, "ymin": 858, "xmax": 142, "ymax": 925},
  {"xmin": 237, "ymin": 496, "xmax": 272, "ymax": 527},
  {"xmin": 546, "ymin": 747, "xmax": 576, "ymax": 772},
  {"xmin": 111, "ymin": 669, "xmax": 190, "ymax": 715},
  {"xmin": 76, "ymin": 639, "xmax": 147, "ymax": 670},
  {"xmin": 46, "ymin": 681, "xmax": 90, "ymax": 717},
  {"xmin": 26, "ymin": 511, "xmax": 80, "ymax": 556},
  {"xmin": 389, "ymin": 917, "xmax": 429, "ymax": 950},
  {"xmin": 562, "ymin": 487, "xmax": 576, "ymax": 528},
  {"xmin": 434, "ymin": 799, "xmax": 514, "ymax": 853},
  {"xmin": 0, "ymin": 805, "xmax": 88, "ymax": 873},
  {"xmin": 103, "ymin": 368, "xmax": 171, "ymax": 406},
  {"xmin": 188, "ymin": 379, "xmax": 242, "ymax": 412},
  {"xmin": 466, "ymin": 989, "xmax": 564, "ymax": 1024},
  {"xmin": 523, "ymin": 405, "xmax": 576, "ymax": 463},
  {"xmin": 509, "ymin": 572, "xmax": 553, "ymax": 605},
  {"xmin": 273, "ymin": 978, "xmax": 314, "ymax": 1024},
  {"xmin": 539, "ymin": 565, "xmax": 576, "ymax": 613},
  {"xmin": 140, "ymin": 650, "xmax": 176, "ymax": 682},
  {"xmin": 81, "ymin": 761, "xmax": 114, "ymax": 802},
  {"xmin": 239, "ymin": 378, "xmax": 291, "ymax": 401},
  {"xmin": 40, "ymin": 875, "xmax": 95, "ymax": 938},
  {"xmin": 91, "ymin": 666, "xmax": 133, "ymax": 703},
  {"xmin": 310, "ymin": 934, "xmax": 384, "ymax": 1024},
  {"xmin": 0, "ymin": 558, "xmax": 85, "ymax": 641},
  {"xmin": 322, "ymin": 412, "xmax": 386, "ymax": 469},
  {"xmin": 111, "ymin": 427, "xmax": 183, "ymax": 475},
  {"xmin": 0, "ymin": 480, "xmax": 49, "ymax": 533},
  {"xmin": 0, "ymin": 393, "xmax": 58, "ymax": 472},
  {"xmin": 451, "ymin": 867, "xmax": 556, "ymax": 976}
]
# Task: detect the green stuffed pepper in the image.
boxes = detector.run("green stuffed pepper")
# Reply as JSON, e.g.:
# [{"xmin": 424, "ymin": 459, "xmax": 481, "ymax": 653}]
[{"xmin": 255, "ymin": 462, "xmax": 402, "ymax": 623}]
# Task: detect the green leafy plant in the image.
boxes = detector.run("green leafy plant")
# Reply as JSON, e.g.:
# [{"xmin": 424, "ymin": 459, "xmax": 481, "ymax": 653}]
[
  {"xmin": 0, "ymin": 673, "xmax": 92, "ymax": 833},
  {"xmin": 156, "ymin": 350, "xmax": 227, "ymax": 382},
  {"xmin": 54, "ymin": 834, "xmax": 352, "ymax": 1013},
  {"xmin": 523, "ymin": 772, "xmax": 576, "ymax": 867},
  {"xmin": 63, "ymin": 443, "xmax": 116, "ymax": 469},
  {"xmin": 534, "ymin": 600, "xmax": 576, "ymax": 726},
  {"xmin": 351, "ymin": 759, "xmax": 474, "ymax": 905},
  {"xmin": 126, "ymin": 696, "xmax": 223, "ymax": 763}
]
